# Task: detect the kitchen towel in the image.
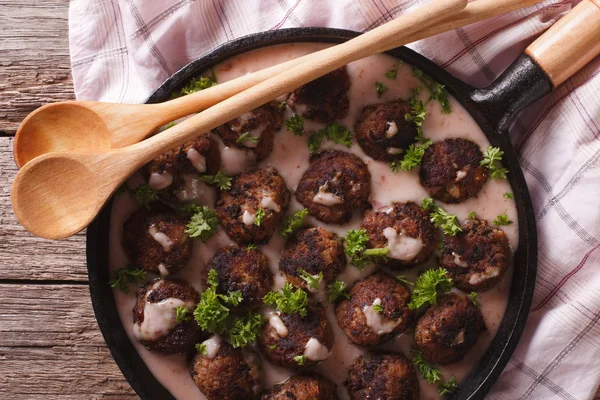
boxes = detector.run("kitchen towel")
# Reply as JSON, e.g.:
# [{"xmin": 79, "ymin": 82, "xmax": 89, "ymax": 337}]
[{"xmin": 68, "ymin": 1, "xmax": 600, "ymax": 399}]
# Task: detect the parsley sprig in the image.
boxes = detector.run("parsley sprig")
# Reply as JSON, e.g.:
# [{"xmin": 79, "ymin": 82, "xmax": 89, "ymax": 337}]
[
  {"xmin": 175, "ymin": 73, "xmax": 217, "ymax": 97},
  {"xmin": 294, "ymin": 355, "xmax": 307, "ymax": 366},
  {"xmin": 109, "ymin": 266, "xmax": 146, "ymax": 294},
  {"xmin": 201, "ymin": 171, "xmax": 232, "ymax": 191},
  {"xmin": 327, "ymin": 281, "xmax": 350, "ymax": 303},
  {"xmin": 236, "ymin": 132, "xmax": 260, "ymax": 146},
  {"xmin": 307, "ymin": 122, "xmax": 353, "ymax": 153},
  {"xmin": 279, "ymin": 208, "xmax": 308, "ymax": 239},
  {"xmin": 185, "ymin": 205, "xmax": 219, "ymax": 242},
  {"xmin": 469, "ymin": 292, "xmax": 479, "ymax": 307},
  {"xmin": 493, "ymin": 213, "xmax": 513, "ymax": 226},
  {"xmin": 385, "ymin": 60, "xmax": 402, "ymax": 80},
  {"xmin": 298, "ymin": 269, "xmax": 323, "ymax": 290},
  {"xmin": 194, "ymin": 269, "xmax": 243, "ymax": 334},
  {"xmin": 130, "ymin": 184, "xmax": 159, "ymax": 209},
  {"xmin": 412, "ymin": 349, "xmax": 443, "ymax": 383},
  {"xmin": 439, "ymin": 377, "xmax": 458, "ymax": 397},
  {"xmin": 228, "ymin": 311, "xmax": 263, "ymax": 348},
  {"xmin": 175, "ymin": 306, "xmax": 192, "ymax": 323},
  {"xmin": 254, "ymin": 208, "xmax": 266, "ymax": 226},
  {"xmin": 408, "ymin": 268, "xmax": 453, "ymax": 310},
  {"xmin": 344, "ymin": 229, "xmax": 389, "ymax": 269},
  {"xmin": 422, "ymin": 197, "xmax": 462, "ymax": 236},
  {"xmin": 263, "ymin": 283, "xmax": 308, "ymax": 316},
  {"xmin": 412, "ymin": 67, "xmax": 451, "ymax": 113},
  {"xmin": 391, "ymin": 138, "xmax": 432, "ymax": 172},
  {"xmin": 481, "ymin": 146, "xmax": 508, "ymax": 179},
  {"xmin": 376, "ymin": 81, "xmax": 389, "ymax": 98},
  {"xmin": 285, "ymin": 114, "xmax": 305, "ymax": 136}
]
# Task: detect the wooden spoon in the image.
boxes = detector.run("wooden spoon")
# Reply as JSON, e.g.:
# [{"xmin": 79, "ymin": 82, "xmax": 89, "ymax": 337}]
[
  {"xmin": 12, "ymin": 0, "xmax": 468, "ymax": 239},
  {"xmin": 13, "ymin": 0, "xmax": 544, "ymax": 168}
]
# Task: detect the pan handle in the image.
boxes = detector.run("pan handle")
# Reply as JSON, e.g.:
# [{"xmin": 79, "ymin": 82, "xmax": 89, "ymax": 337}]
[
  {"xmin": 470, "ymin": 0, "xmax": 600, "ymax": 133},
  {"xmin": 525, "ymin": 0, "xmax": 600, "ymax": 87}
]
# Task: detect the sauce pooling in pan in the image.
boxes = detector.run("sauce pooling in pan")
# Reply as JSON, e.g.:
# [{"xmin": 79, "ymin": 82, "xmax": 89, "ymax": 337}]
[{"xmin": 109, "ymin": 43, "xmax": 518, "ymax": 400}]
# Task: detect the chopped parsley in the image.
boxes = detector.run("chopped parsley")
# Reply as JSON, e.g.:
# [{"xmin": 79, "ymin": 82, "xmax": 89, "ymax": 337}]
[
  {"xmin": 408, "ymin": 268, "xmax": 452, "ymax": 310},
  {"xmin": 298, "ymin": 269, "xmax": 324, "ymax": 290},
  {"xmin": 269, "ymin": 344, "xmax": 277, "ymax": 350},
  {"xmin": 263, "ymin": 283, "xmax": 308, "ymax": 317},
  {"xmin": 254, "ymin": 208, "xmax": 266, "ymax": 226},
  {"xmin": 422, "ymin": 197, "xmax": 462, "ymax": 236},
  {"xmin": 161, "ymin": 121, "xmax": 177, "ymax": 130},
  {"xmin": 278, "ymin": 101, "xmax": 287, "ymax": 111},
  {"xmin": 344, "ymin": 229, "xmax": 389, "ymax": 269},
  {"xmin": 175, "ymin": 306, "xmax": 192, "ymax": 323},
  {"xmin": 285, "ymin": 114, "xmax": 305, "ymax": 136},
  {"xmin": 469, "ymin": 292, "xmax": 479, "ymax": 307},
  {"xmin": 468, "ymin": 211, "xmax": 477, "ymax": 220},
  {"xmin": 412, "ymin": 67, "xmax": 451, "ymax": 114},
  {"xmin": 194, "ymin": 269, "xmax": 243, "ymax": 334},
  {"xmin": 405, "ymin": 88, "xmax": 428, "ymax": 140},
  {"xmin": 412, "ymin": 349, "xmax": 443, "ymax": 383},
  {"xmin": 307, "ymin": 122, "xmax": 353, "ymax": 153},
  {"xmin": 201, "ymin": 171, "xmax": 232, "ymax": 191},
  {"xmin": 396, "ymin": 275, "xmax": 414, "ymax": 286},
  {"xmin": 372, "ymin": 303, "xmax": 384, "ymax": 313},
  {"xmin": 247, "ymin": 243, "xmax": 257, "ymax": 250},
  {"xmin": 376, "ymin": 81, "xmax": 389, "ymax": 98},
  {"xmin": 228, "ymin": 311, "xmax": 263, "ymax": 348},
  {"xmin": 236, "ymin": 132, "xmax": 260, "ymax": 146},
  {"xmin": 279, "ymin": 208, "xmax": 309, "ymax": 239},
  {"xmin": 175, "ymin": 74, "xmax": 217, "ymax": 97},
  {"xmin": 392, "ymin": 138, "xmax": 432, "ymax": 172},
  {"xmin": 185, "ymin": 206, "xmax": 219, "ymax": 242},
  {"xmin": 493, "ymin": 213, "xmax": 513, "ymax": 226},
  {"xmin": 439, "ymin": 377, "xmax": 458, "ymax": 397},
  {"xmin": 195, "ymin": 343, "xmax": 207, "ymax": 355},
  {"xmin": 293, "ymin": 355, "xmax": 307, "ymax": 366},
  {"xmin": 327, "ymin": 281, "xmax": 350, "ymax": 303},
  {"xmin": 481, "ymin": 146, "xmax": 508, "ymax": 179},
  {"xmin": 130, "ymin": 184, "xmax": 159, "ymax": 210},
  {"xmin": 504, "ymin": 192, "xmax": 514, "ymax": 200},
  {"xmin": 385, "ymin": 61, "xmax": 401, "ymax": 80},
  {"xmin": 109, "ymin": 266, "xmax": 146, "ymax": 294}
]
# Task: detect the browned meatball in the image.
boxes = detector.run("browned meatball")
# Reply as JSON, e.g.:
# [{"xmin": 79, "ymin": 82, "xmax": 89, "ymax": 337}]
[
  {"xmin": 336, "ymin": 272, "xmax": 413, "ymax": 347},
  {"xmin": 132, "ymin": 279, "xmax": 205, "ymax": 354},
  {"xmin": 279, "ymin": 227, "xmax": 346, "ymax": 290},
  {"xmin": 189, "ymin": 340, "xmax": 262, "ymax": 400},
  {"xmin": 258, "ymin": 303, "xmax": 334, "ymax": 369},
  {"xmin": 354, "ymin": 100, "xmax": 418, "ymax": 162},
  {"xmin": 287, "ymin": 66, "xmax": 350, "ymax": 123},
  {"xmin": 202, "ymin": 244, "xmax": 273, "ymax": 312},
  {"xmin": 261, "ymin": 373, "xmax": 338, "ymax": 400},
  {"xmin": 346, "ymin": 353, "xmax": 419, "ymax": 400},
  {"xmin": 414, "ymin": 292, "xmax": 486, "ymax": 364},
  {"xmin": 122, "ymin": 207, "xmax": 192, "ymax": 275},
  {"xmin": 439, "ymin": 218, "xmax": 510, "ymax": 292},
  {"xmin": 361, "ymin": 201, "xmax": 439, "ymax": 269},
  {"xmin": 214, "ymin": 102, "xmax": 284, "ymax": 160},
  {"xmin": 147, "ymin": 133, "xmax": 221, "ymax": 205},
  {"xmin": 296, "ymin": 150, "xmax": 371, "ymax": 224},
  {"xmin": 420, "ymin": 138, "xmax": 489, "ymax": 204},
  {"xmin": 216, "ymin": 167, "xmax": 290, "ymax": 244}
]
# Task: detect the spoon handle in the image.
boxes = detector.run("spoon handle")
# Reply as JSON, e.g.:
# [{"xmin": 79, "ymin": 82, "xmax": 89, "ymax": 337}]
[{"xmin": 124, "ymin": 0, "xmax": 541, "ymax": 147}]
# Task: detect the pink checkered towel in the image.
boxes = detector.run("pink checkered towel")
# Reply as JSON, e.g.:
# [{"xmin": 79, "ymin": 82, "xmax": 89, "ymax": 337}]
[{"xmin": 68, "ymin": 1, "xmax": 600, "ymax": 399}]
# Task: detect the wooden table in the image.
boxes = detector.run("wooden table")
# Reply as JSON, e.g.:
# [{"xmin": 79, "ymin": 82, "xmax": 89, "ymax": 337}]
[{"xmin": 0, "ymin": 2, "xmax": 598, "ymax": 399}]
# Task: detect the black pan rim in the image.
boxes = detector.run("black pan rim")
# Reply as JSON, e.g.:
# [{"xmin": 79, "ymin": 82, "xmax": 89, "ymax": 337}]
[{"xmin": 86, "ymin": 27, "xmax": 537, "ymax": 400}]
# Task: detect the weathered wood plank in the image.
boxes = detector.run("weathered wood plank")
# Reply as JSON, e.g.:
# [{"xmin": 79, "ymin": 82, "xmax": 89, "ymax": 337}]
[
  {"xmin": 0, "ymin": 0, "xmax": 75, "ymax": 136},
  {"xmin": 0, "ymin": 284, "xmax": 136, "ymax": 398},
  {"xmin": 0, "ymin": 137, "xmax": 88, "ymax": 281}
]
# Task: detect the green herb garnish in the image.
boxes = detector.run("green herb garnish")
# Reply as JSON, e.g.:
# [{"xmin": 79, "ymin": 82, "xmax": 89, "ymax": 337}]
[
  {"xmin": 412, "ymin": 349, "xmax": 443, "ymax": 383},
  {"xmin": 372, "ymin": 303, "xmax": 384, "ymax": 313},
  {"xmin": 263, "ymin": 283, "xmax": 308, "ymax": 316},
  {"xmin": 344, "ymin": 229, "xmax": 389, "ymax": 269},
  {"xmin": 254, "ymin": 208, "xmax": 266, "ymax": 226},
  {"xmin": 376, "ymin": 81, "xmax": 389, "ymax": 98},
  {"xmin": 195, "ymin": 343, "xmax": 207, "ymax": 355},
  {"xmin": 193, "ymin": 269, "xmax": 243, "ymax": 334},
  {"xmin": 327, "ymin": 281, "xmax": 350, "ymax": 303},
  {"xmin": 285, "ymin": 114, "xmax": 305, "ymax": 136},
  {"xmin": 109, "ymin": 266, "xmax": 146, "ymax": 294},
  {"xmin": 422, "ymin": 197, "xmax": 462, "ymax": 236},
  {"xmin": 201, "ymin": 171, "xmax": 232, "ymax": 191},
  {"xmin": 176, "ymin": 75, "xmax": 217, "ymax": 96},
  {"xmin": 469, "ymin": 292, "xmax": 479, "ymax": 307},
  {"xmin": 307, "ymin": 122, "xmax": 353, "ymax": 153},
  {"xmin": 247, "ymin": 243, "xmax": 257, "ymax": 250},
  {"xmin": 504, "ymin": 192, "xmax": 514, "ymax": 200},
  {"xmin": 439, "ymin": 377, "xmax": 458, "ymax": 397},
  {"xmin": 481, "ymin": 146, "xmax": 508, "ymax": 179},
  {"xmin": 236, "ymin": 132, "xmax": 260, "ymax": 145},
  {"xmin": 130, "ymin": 184, "xmax": 159, "ymax": 209},
  {"xmin": 279, "ymin": 208, "xmax": 309, "ymax": 239},
  {"xmin": 396, "ymin": 275, "xmax": 414, "ymax": 286},
  {"xmin": 228, "ymin": 312, "xmax": 263, "ymax": 348},
  {"xmin": 408, "ymin": 268, "xmax": 452, "ymax": 310},
  {"xmin": 185, "ymin": 206, "xmax": 219, "ymax": 242},
  {"xmin": 175, "ymin": 306, "xmax": 192, "ymax": 323},
  {"xmin": 468, "ymin": 211, "xmax": 477, "ymax": 220},
  {"xmin": 493, "ymin": 213, "xmax": 513, "ymax": 226},
  {"xmin": 294, "ymin": 355, "xmax": 307, "ymax": 366},
  {"xmin": 298, "ymin": 269, "xmax": 324, "ymax": 290}
]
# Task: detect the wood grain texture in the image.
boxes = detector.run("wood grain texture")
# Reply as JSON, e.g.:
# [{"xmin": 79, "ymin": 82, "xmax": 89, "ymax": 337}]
[{"xmin": 0, "ymin": 0, "xmax": 75, "ymax": 136}]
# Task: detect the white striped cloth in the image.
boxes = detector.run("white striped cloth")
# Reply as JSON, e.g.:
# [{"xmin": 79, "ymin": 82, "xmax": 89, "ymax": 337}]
[{"xmin": 68, "ymin": 1, "xmax": 600, "ymax": 399}]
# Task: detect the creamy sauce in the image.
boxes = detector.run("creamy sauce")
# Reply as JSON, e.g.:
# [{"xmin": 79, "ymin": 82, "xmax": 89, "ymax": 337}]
[
  {"xmin": 109, "ymin": 43, "xmax": 519, "ymax": 400},
  {"xmin": 157, "ymin": 263, "xmax": 169, "ymax": 276},
  {"xmin": 386, "ymin": 121, "xmax": 398, "ymax": 137},
  {"xmin": 201, "ymin": 335, "xmax": 222, "ymax": 359},
  {"xmin": 186, "ymin": 148, "xmax": 207, "ymax": 173},
  {"xmin": 242, "ymin": 210, "xmax": 256, "ymax": 226},
  {"xmin": 313, "ymin": 183, "xmax": 344, "ymax": 206},
  {"xmin": 469, "ymin": 267, "xmax": 500, "ymax": 285},
  {"xmin": 133, "ymin": 281, "xmax": 195, "ymax": 341},
  {"xmin": 268, "ymin": 313, "xmax": 288, "ymax": 337},
  {"xmin": 260, "ymin": 195, "xmax": 281, "ymax": 212},
  {"xmin": 149, "ymin": 171, "xmax": 173, "ymax": 190},
  {"xmin": 363, "ymin": 298, "xmax": 402, "ymax": 335},
  {"xmin": 148, "ymin": 225, "xmax": 174, "ymax": 252},
  {"xmin": 175, "ymin": 175, "xmax": 216, "ymax": 205},
  {"xmin": 383, "ymin": 227, "xmax": 424, "ymax": 261},
  {"xmin": 452, "ymin": 252, "xmax": 469, "ymax": 268},
  {"xmin": 303, "ymin": 338, "xmax": 330, "ymax": 361}
]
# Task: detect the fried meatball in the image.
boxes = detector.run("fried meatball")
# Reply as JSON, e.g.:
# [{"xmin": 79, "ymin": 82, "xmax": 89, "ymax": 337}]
[
  {"xmin": 420, "ymin": 138, "xmax": 489, "ymax": 203},
  {"xmin": 147, "ymin": 133, "xmax": 221, "ymax": 205},
  {"xmin": 214, "ymin": 102, "xmax": 284, "ymax": 160},
  {"xmin": 354, "ymin": 100, "xmax": 418, "ymax": 162},
  {"xmin": 216, "ymin": 167, "xmax": 290, "ymax": 244},
  {"xmin": 122, "ymin": 207, "xmax": 192, "ymax": 275},
  {"xmin": 296, "ymin": 150, "xmax": 371, "ymax": 224},
  {"xmin": 287, "ymin": 66, "xmax": 350, "ymax": 123},
  {"xmin": 361, "ymin": 201, "xmax": 438, "ymax": 269},
  {"xmin": 346, "ymin": 352, "xmax": 419, "ymax": 400},
  {"xmin": 414, "ymin": 292, "xmax": 485, "ymax": 364},
  {"xmin": 261, "ymin": 373, "xmax": 338, "ymax": 400},
  {"xmin": 132, "ymin": 279, "xmax": 204, "ymax": 354},
  {"xmin": 202, "ymin": 244, "xmax": 273, "ymax": 312},
  {"xmin": 439, "ymin": 218, "xmax": 511, "ymax": 292},
  {"xmin": 336, "ymin": 272, "xmax": 413, "ymax": 347},
  {"xmin": 259, "ymin": 303, "xmax": 334, "ymax": 369},
  {"xmin": 279, "ymin": 227, "xmax": 346, "ymax": 290},
  {"xmin": 189, "ymin": 339, "xmax": 262, "ymax": 400}
]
